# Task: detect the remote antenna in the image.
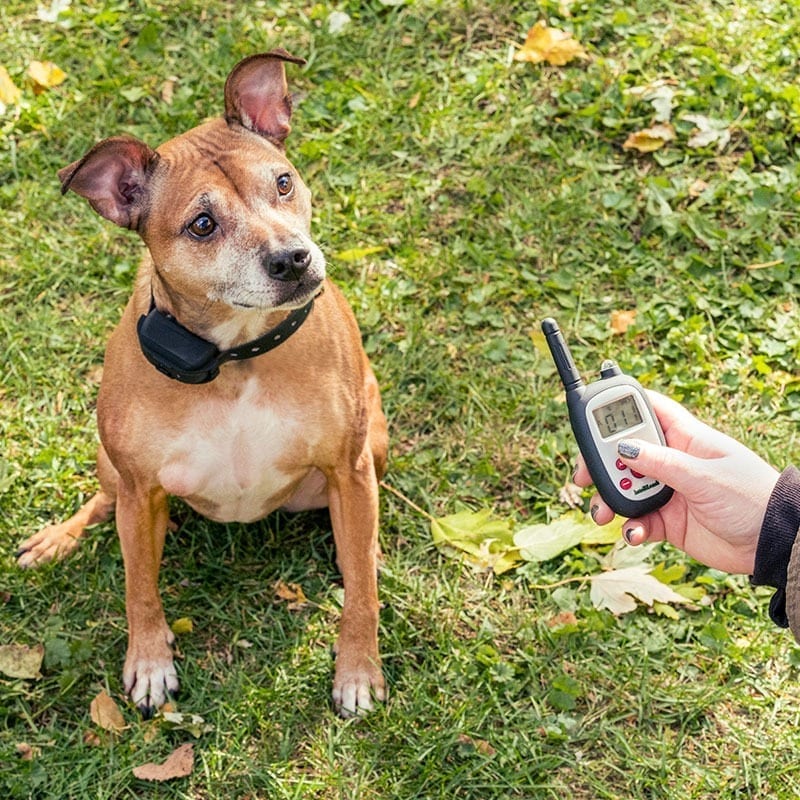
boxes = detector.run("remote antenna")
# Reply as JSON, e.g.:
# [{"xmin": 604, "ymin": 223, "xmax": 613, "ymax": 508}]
[{"xmin": 541, "ymin": 318, "xmax": 583, "ymax": 392}]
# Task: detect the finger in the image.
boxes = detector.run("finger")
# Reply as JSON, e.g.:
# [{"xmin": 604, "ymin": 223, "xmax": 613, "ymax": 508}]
[
  {"xmin": 615, "ymin": 437, "xmax": 707, "ymax": 497},
  {"xmin": 572, "ymin": 455, "xmax": 592, "ymax": 487},
  {"xmin": 589, "ymin": 493, "xmax": 615, "ymax": 526}
]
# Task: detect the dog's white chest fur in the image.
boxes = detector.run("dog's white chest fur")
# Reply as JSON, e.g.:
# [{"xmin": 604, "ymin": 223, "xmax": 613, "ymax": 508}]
[{"xmin": 157, "ymin": 378, "xmax": 305, "ymax": 522}]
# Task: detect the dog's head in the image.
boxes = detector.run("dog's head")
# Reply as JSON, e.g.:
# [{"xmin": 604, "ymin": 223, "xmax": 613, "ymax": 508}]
[{"xmin": 58, "ymin": 50, "xmax": 324, "ymax": 315}]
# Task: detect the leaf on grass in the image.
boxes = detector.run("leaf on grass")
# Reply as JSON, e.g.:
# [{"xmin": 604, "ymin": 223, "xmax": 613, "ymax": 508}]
[
  {"xmin": 626, "ymin": 79, "xmax": 678, "ymax": 123},
  {"xmin": 170, "ymin": 617, "xmax": 193, "ymax": 635},
  {"xmin": 431, "ymin": 509, "xmax": 521, "ymax": 574},
  {"xmin": 589, "ymin": 565, "xmax": 688, "ymax": 615},
  {"xmin": 0, "ymin": 66, "xmax": 22, "ymax": 108},
  {"xmin": 37, "ymin": 0, "xmax": 72, "ymax": 23},
  {"xmin": 514, "ymin": 21, "xmax": 587, "ymax": 66},
  {"xmin": 161, "ymin": 711, "xmax": 213, "ymax": 738},
  {"xmin": 682, "ymin": 114, "xmax": 731, "ymax": 151},
  {"xmin": 0, "ymin": 643, "xmax": 44, "ymax": 679},
  {"xmin": 133, "ymin": 743, "xmax": 194, "ymax": 782},
  {"xmin": 610, "ymin": 309, "xmax": 636, "ymax": 335},
  {"xmin": 333, "ymin": 245, "xmax": 386, "ymax": 262},
  {"xmin": 28, "ymin": 60, "xmax": 67, "ymax": 93},
  {"xmin": 274, "ymin": 580, "xmax": 309, "ymax": 610},
  {"xmin": 90, "ymin": 690, "xmax": 126, "ymax": 732},
  {"xmin": 622, "ymin": 123, "xmax": 675, "ymax": 153},
  {"xmin": 514, "ymin": 511, "xmax": 595, "ymax": 563}
]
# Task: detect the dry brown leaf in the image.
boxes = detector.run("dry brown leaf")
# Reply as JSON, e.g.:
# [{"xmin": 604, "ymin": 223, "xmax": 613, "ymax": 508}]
[
  {"xmin": 622, "ymin": 123, "xmax": 675, "ymax": 153},
  {"xmin": 0, "ymin": 65, "xmax": 22, "ymax": 106},
  {"xmin": 133, "ymin": 743, "xmax": 194, "ymax": 782},
  {"xmin": 274, "ymin": 580, "xmax": 309, "ymax": 610},
  {"xmin": 688, "ymin": 178, "xmax": 709, "ymax": 198},
  {"xmin": 0, "ymin": 643, "xmax": 44, "ymax": 679},
  {"xmin": 16, "ymin": 742, "xmax": 35, "ymax": 761},
  {"xmin": 28, "ymin": 60, "xmax": 67, "ymax": 93},
  {"xmin": 610, "ymin": 309, "xmax": 637, "ymax": 335},
  {"xmin": 90, "ymin": 690, "xmax": 126, "ymax": 732},
  {"xmin": 514, "ymin": 21, "xmax": 587, "ymax": 66}
]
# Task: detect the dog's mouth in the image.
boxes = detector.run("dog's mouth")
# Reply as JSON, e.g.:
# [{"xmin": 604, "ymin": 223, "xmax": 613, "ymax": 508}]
[{"xmin": 228, "ymin": 277, "xmax": 324, "ymax": 311}]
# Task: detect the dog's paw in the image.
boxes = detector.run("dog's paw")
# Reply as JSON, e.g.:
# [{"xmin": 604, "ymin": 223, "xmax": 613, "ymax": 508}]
[
  {"xmin": 16, "ymin": 524, "xmax": 82, "ymax": 568},
  {"xmin": 123, "ymin": 634, "xmax": 179, "ymax": 717},
  {"xmin": 332, "ymin": 657, "xmax": 386, "ymax": 718}
]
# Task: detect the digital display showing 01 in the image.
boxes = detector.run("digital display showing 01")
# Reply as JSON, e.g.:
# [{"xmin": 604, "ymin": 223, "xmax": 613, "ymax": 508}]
[{"xmin": 592, "ymin": 394, "xmax": 643, "ymax": 438}]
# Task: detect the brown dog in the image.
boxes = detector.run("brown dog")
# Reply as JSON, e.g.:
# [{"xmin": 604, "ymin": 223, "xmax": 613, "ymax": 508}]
[{"xmin": 17, "ymin": 50, "xmax": 388, "ymax": 718}]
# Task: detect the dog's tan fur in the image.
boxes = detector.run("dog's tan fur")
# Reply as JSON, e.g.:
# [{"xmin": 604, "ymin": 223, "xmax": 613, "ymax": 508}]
[{"xmin": 17, "ymin": 51, "xmax": 387, "ymax": 718}]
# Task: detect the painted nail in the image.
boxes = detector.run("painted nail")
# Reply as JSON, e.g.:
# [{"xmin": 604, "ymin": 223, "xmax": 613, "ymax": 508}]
[
  {"xmin": 590, "ymin": 504, "xmax": 600, "ymax": 521},
  {"xmin": 617, "ymin": 440, "xmax": 641, "ymax": 459},
  {"xmin": 623, "ymin": 527, "xmax": 635, "ymax": 545}
]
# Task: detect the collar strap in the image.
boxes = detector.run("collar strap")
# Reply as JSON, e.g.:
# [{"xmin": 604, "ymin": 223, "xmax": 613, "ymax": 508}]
[{"xmin": 136, "ymin": 296, "xmax": 315, "ymax": 384}]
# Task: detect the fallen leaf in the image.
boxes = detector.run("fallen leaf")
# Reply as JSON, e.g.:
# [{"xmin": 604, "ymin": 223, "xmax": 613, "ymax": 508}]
[
  {"xmin": 688, "ymin": 178, "xmax": 709, "ymax": 198},
  {"xmin": 558, "ymin": 481, "xmax": 583, "ymax": 508},
  {"xmin": 626, "ymin": 79, "xmax": 678, "ymax": 123},
  {"xmin": 170, "ymin": 617, "xmax": 193, "ymax": 635},
  {"xmin": 514, "ymin": 511, "xmax": 595, "ymax": 563},
  {"xmin": 133, "ymin": 742, "xmax": 194, "ymax": 782},
  {"xmin": 333, "ymin": 245, "xmax": 386, "ymax": 262},
  {"xmin": 327, "ymin": 10, "xmax": 351, "ymax": 35},
  {"xmin": 27, "ymin": 60, "xmax": 67, "ymax": 93},
  {"xmin": 682, "ymin": 113, "xmax": 731, "ymax": 151},
  {"xmin": 16, "ymin": 742, "xmax": 35, "ymax": 760},
  {"xmin": 514, "ymin": 21, "xmax": 587, "ymax": 66},
  {"xmin": 90, "ymin": 690, "xmax": 126, "ymax": 732},
  {"xmin": 161, "ymin": 711, "xmax": 213, "ymax": 738},
  {"xmin": 457, "ymin": 734, "xmax": 497, "ymax": 757},
  {"xmin": 610, "ymin": 309, "xmax": 636, "ymax": 335},
  {"xmin": 0, "ymin": 65, "xmax": 22, "ymax": 107},
  {"xmin": 622, "ymin": 123, "xmax": 675, "ymax": 153},
  {"xmin": 589, "ymin": 565, "xmax": 688, "ymax": 615},
  {"xmin": 274, "ymin": 580, "xmax": 309, "ymax": 610},
  {"xmin": 0, "ymin": 643, "xmax": 44, "ymax": 679},
  {"xmin": 37, "ymin": 0, "xmax": 72, "ymax": 23},
  {"xmin": 431, "ymin": 508, "xmax": 521, "ymax": 574}
]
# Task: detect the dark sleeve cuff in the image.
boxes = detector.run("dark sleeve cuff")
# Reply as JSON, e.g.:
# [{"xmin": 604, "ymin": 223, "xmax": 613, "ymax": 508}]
[{"xmin": 751, "ymin": 465, "xmax": 800, "ymax": 627}]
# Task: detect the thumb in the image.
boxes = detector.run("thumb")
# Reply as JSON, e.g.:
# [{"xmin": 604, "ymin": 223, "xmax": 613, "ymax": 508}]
[{"xmin": 616, "ymin": 438, "xmax": 700, "ymax": 496}]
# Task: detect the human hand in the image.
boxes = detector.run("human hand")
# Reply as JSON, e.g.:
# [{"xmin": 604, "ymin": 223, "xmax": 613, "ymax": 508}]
[{"xmin": 573, "ymin": 390, "xmax": 779, "ymax": 574}]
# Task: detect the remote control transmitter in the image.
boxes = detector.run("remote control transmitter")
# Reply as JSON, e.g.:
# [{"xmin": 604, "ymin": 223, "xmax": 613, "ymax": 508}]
[{"xmin": 541, "ymin": 318, "xmax": 673, "ymax": 517}]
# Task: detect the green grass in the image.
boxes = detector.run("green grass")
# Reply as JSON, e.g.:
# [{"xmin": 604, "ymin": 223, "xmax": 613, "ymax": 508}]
[{"xmin": 4, "ymin": 0, "xmax": 800, "ymax": 797}]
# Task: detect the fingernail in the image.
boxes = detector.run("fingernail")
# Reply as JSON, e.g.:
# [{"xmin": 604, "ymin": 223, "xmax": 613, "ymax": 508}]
[
  {"xmin": 572, "ymin": 465, "xmax": 579, "ymax": 483},
  {"xmin": 623, "ymin": 527, "xmax": 635, "ymax": 545},
  {"xmin": 618, "ymin": 440, "xmax": 640, "ymax": 459},
  {"xmin": 590, "ymin": 504, "xmax": 600, "ymax": 521}
]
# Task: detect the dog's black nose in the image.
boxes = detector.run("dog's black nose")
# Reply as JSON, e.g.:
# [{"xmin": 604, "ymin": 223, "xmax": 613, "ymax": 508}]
[{"xmin": 266, "ymin": 248, "xmax": 311, "ymax": 282}]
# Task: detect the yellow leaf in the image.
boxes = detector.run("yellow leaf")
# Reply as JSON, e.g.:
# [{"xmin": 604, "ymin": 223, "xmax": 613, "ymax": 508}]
[
  {"xmin": 0, "ymin": 65, "xmax": 21, "ymax": 106},
  {"xmin": 90, "ymin": 690, "xmax": 126, "ymax": 732},
  {"xmin": 170, "ymin": 617, "xmax": 194, "ymax": 635},
  {"xmin": 610, "ymin": 309, "xmax": 636, "ymax": 335},
  {"xmin": 514, "ymin": 21, "xmax": 587, "ymax": 66},
  {"xmin": 28, "ymin": 60, "xmax": 67, "ymax": 93},
  {"xmin": 333, "ymin": 245, "xmax": 386, "ymax": 262},
  {"xmin": 0, "ymin": 643, "xmax": 44, "ymax": 679},
  {"xmin": 622, "ymin": 123, "xmax": 675, "ymax": 153},
  {"xmin": 274, "ymin": 580, "xmax": 309, "ymax": 610}
]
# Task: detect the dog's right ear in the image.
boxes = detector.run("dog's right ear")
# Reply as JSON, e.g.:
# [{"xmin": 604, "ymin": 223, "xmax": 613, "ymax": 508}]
[
  {"xmin": 58, "ymin": 136, "xmax": 157, "ymax": 230},
  {"xmin": 224, "ymin": 49, "xmax": 307, "ymax": 145}
]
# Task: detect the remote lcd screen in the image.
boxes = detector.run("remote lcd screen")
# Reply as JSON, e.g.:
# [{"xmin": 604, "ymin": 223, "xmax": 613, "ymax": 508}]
[{"xmin": 592, "ymin": 394, "xmax": 643, "ymax": 438}]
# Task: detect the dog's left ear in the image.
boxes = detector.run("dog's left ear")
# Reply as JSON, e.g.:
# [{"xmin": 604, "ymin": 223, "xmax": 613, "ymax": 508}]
[{"xmin": 224, "ymin": 49, "xmax": 307, "ymax": 145}]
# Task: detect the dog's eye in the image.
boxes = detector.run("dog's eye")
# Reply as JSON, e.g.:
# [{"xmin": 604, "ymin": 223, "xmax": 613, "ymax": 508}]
[
  {"xmin": 277, "ymin": 173, "xmax": 293, "ymax": 197},
  {"xmin": 188, "ymin": 214, "xmax": 217, "ymax": 238}
]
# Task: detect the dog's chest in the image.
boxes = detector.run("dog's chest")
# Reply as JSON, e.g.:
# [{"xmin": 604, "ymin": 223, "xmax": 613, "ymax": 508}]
[{"xmin": 156, "ymin": 379, "xmax": 307, "ymax": 522}]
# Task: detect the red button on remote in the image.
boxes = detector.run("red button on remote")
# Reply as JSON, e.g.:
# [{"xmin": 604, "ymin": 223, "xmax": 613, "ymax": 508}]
[
  {"xmin": 631, "ymin": 469, "xmax": 645, "ymax": 479},
  {"xmin": 620, "ymin": 477, "xmax": 633, "ymax": 491},
  {"xmin": 615, "ymin": 459, "xmax": 628, "ymax": 471}
]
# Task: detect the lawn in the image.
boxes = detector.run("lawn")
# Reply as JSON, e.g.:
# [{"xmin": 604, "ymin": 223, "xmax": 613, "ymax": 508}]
[{"xmin": 3, "ymin": 0, "xmax": 800, "ymax": 797}]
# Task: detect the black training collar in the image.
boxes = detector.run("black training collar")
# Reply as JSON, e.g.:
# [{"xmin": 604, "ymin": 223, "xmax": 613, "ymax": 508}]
[{"xmin": 136, "ymin": 294, "xmax": 315, "ymax": 384}]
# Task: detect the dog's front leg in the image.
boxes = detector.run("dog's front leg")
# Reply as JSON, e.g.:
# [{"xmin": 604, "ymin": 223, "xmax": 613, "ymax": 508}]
[
  {"xmin": 327, "ymin": 450, "xmax": 385, "ymax": 717},
  {"xmin": 116, "ymin": 482, "xmax": 178, "ymax": 715}
]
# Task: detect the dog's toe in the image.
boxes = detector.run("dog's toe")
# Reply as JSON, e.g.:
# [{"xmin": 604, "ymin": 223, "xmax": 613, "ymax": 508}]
[
  {"xmin": 332, "ymin": 659, "xmax": 386, "ymax": 718},
  {"xmin": 124, "ymin": 655, "xmax": 180, "ymax": 716}
]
